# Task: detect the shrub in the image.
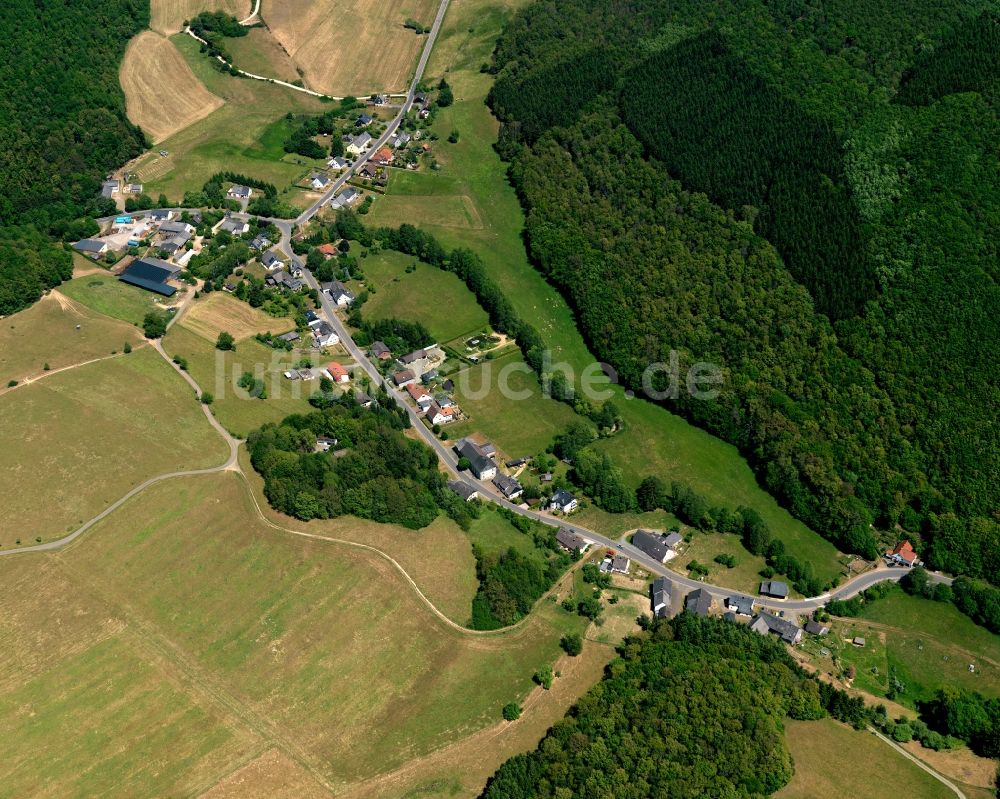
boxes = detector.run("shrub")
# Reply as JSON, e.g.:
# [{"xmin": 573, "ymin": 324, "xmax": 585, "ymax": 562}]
[{"xmin": 502, "ymin": 702, "xmax": 521, "ymax": 721}]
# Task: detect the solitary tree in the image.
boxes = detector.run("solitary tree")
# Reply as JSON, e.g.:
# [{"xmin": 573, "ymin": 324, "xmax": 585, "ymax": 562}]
[
  {"xmin": 502, "ymin": 702, "xmax": 521, "ymax": 721},
  {"xmin": 216, "ymin": 331, "xmax": 236, "ymax": 351}
]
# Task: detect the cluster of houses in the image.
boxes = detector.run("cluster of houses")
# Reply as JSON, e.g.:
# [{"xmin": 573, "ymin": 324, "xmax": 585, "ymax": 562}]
[
  {"xmin": 630, "ymin": 529, "xmax": 684, "ymax": 563},
  {"xmin": 387, "ymin": 345, "xmax": 463, "ymax": 427},
  {"xmin": 648, "ymin": 577, "xmax": 809, "ymax": 645},
  {"xmin": 101, "ymin": 178, "xmax": 143, "ymax": 198}
]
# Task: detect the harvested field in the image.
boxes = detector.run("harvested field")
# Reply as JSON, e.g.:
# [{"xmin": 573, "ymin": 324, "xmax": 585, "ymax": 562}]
[
  {"xmin": 0, "ymin": 347, "xmax": 227, "ymax": 543},
  {"xmin": 150, "ymin": 0, "xmax": 251, "ymax": 36},
  {"xmin": 225, "ymin": 26, "xmax": 302, "ymax": 83},
  {"xmin": 263, "ymin": 0, "xmax": 440, "ymax": 95},
  {"xmin": 0, "ymin": 472, "xmax": 585, "ymax": 793},
  {"xmin": 121, "ymin": 31, "xmax": 224, "ymax": 143},
  {"xmin": 181, "ymin": 292, "xmax": 295, "ymax": 343},
  {"xmin": 0, "ymin": 292, "xmax": 143, "ymax": 386}
]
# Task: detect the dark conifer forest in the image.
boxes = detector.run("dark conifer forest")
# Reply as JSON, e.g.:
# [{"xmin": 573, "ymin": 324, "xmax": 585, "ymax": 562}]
[{"xmin": 488, "ymin": 0, "xmax": 1000, "ymax": 583}]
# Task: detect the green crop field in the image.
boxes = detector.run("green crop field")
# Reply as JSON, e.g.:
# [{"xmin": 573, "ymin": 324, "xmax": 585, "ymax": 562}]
[
  {"xmin": 365, "ymin": 0, "xmax": 841, "ymax": 579},
  {"xmin": 163, "ymin": 320, "xmax": 316, "ymax": 438},
  {"xmin": 0, "ymin": 293, "xmax": 143, "ymax": 385},
  {"xmin": 777, "ymin": 719, "xmax": 955, "ymax": 799},
  {"xmin": 447, "ymin": 350, "xmax": 578, "ymax": 458},
  {"xmin": 0, "ymin": 471, "xmax": 584, "ymax": 795},
  {"xmin": 356, "ymin": 248, "xmax": 489, "ymax": 343},
  {"xmin": 0, "ymin": 347, "xmax": 227, "ymax": 544},
  {"xmin": 58, "ymin": 272, "xmax": 170, "ymax": 326},
  {"xmin": 132, "ymin": 34, "xmax": 327, "ymax": 202}
]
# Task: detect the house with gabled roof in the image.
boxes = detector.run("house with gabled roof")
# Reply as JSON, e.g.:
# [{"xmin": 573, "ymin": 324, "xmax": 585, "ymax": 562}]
[
  {"xmin": 549, "ymin": 489, "xmax": 578, "ymax": 514},
  {"xmin": 493, "ymin": 473, "xmax": 523, "ymax": 501},
  {"xmin": 556, "ymin": 528, "xmax": 588, "ymax": 553},
  {"xmin": 886, "ymin": 540, "xmax": 920, "ymax": 567},
  {"xmin": 631, "ymin": 530, "xmax": 670, "ymax": 563},
  {"xmin": 685, "ymin": 588, "xmax": 714, "ymax": 618},
  {"xmin": 454, "ymin": 438, "xmax": 496, "ymax": 480},
  {"xmin": 651, "ymin": 577, "xmax": 673, "ymax": 618},
  {"xmin": 750, "ymin": 612, "xmax": 803, "ymax": 645}
]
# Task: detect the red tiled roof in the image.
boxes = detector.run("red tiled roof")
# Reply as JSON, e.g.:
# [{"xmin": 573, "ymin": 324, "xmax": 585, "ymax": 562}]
[
  {"xmin": 318, "ymin": 243, "xmax": 338, "ymax": 256},
  {"xmin": 887, "ymin": 540, "xmax": 918, "ymax": 563},
  {"xmin": 327, "ymin": 362, "xmax": 348, "ymax": 380}
]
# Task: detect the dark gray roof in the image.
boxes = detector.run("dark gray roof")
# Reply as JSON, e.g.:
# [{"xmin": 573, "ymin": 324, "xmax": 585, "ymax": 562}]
[
  {"xmin": 760, "ymin": 580, "xmax": 790, "ymax": 599},
  {"xmin": 555, "ymin": 528, "xmax": 586, "ymax": 552},
  {"xmin": 400, "ymin": 348, "xmax": 427, "ymax": 364},
  {"xmin": 751, "ymin": 612, "xmax": 802, "ymax": 644},
  {"xmin": 73, "ymin": 239, "xmax": 107, "ymax": 254},
  {"xmin": 493, "ymin": 473, "xmax": 523, "ymax": 498},
  {"xmin": 371, "ymin": 341, "xmax": 390, "ymax": 356},
  {"xmin": 277, "ymin": 331, "xmax": 300, "ymax": 342},
  {"xmin": 119, "ymin": 258, "xmax": 179, "ymax": 296},
  {"xmin": 551, "ymin": 488, "xmax": 576, "ymax": 506},
  {"xmin": 158, "ymin": 221, "xmax": 191, "ymax": 235},
  {"xmin": 726, "ymin": 595, "xmax": 755, "ymax": 615},
  {"xmin": 651, "ymin": 577, "xmax": 672, "ymax": 617},
  {"xmin": 448, "ymin": 480, "xmax": 478, "ymax": 501},
  {"xmin": 804, "ymin": 619, "xmax": 830, "ymax": 636},
  {"xmin": 685, "ymin": 588, "xmax": 713, "ymax": 617},
  {"xmin": 632, "ymin": 530, "xmax": 669, "ymax": 562},
  {"xmin": 261, "ymin": 251, "xmax": 282, "ymax": 268},
  {"xmin": 454, "ymin": 438, "xmax": 494, "ymax": 478},
  {"xmin": 663, "ymin": 531, "xmax": 683, "ymax": 548}
]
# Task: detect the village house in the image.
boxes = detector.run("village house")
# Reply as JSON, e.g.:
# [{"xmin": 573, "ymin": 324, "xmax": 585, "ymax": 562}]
[
  {"xmin": 149, "ymin": 209, "xmax": 174, "ymax": 222},
  {"xmin": 250, "ymin": 233, "xmax": 271, "ymax": 252},
  {"xmin": 310, "ymin": 173, "xmax": 330, "ymax": 190},
  {"xmin": 749, "ymin": 612, "xmax": 803, "ymax": 645},
  {"xmin": 453, "ymin": 438, "xmax": 497, "ymax": 481},
  {"xmin": 328, "ymin": 156, "xmax": 350, "ymax": 170},
  {"xmin": 346, "ymin": 133, "xmax": 373, "ymax": 156},
  {"xmin": 312, "ymin": 321, "xmax": 339, "ymax": 347},
  {"xmin": 323, "ymin": 280, "xmax": 355, "ymax": 306},
  {"xmin": 72, "ymin": 238, "xmax": 109, "ymax": 257},
  {"xmin": 266, "ymin": 271, "xmax": 303, "ymax": 291},
  {"xmin": 493, "ymin": 473, "xmax": 524, "ymax": 501},
  {"xmin": 651, "ymin": 577, "xmax": 673, "ymax": 618},
  {"xmin": 227, "ymin": 185, "xmax": 252, "ymax": 200},
  {"xmin": 556, "ymin": 528, "xmax": 588, "ymax": 554},
  {"xmin": 631, "ymin": 530, "xmax": 672, "ymax": 563},
  {"xmin": 448, "ymin": 480, "xmax": 479, "ymax": 502},
  {"xmin": 726, "ymin": 595, "xmax": 755, "ymax": 617},
  {"xmin": 315, "ymin": 436, "xmax": 338, "ymax": 452},
  {"xmin": 260, "ymin": 251, "xmax": 283, "ymax": 271},
  {"xmin": 804, "ymin": 619, "xmax": 831, "ymax": 636},
  {"xmin": 393, "ymin": 369, "xmax": 416, "ymax": 387},
  {"xmin": 548, "ymin": 488, "xmax": 578, "ymax": 514},
  {"xmin": 394, "ymin": 131, "xmax": 411, "ymax": 149},
  {"xmin": 101, "ymin": 179, "xmax": 120, "ymax": 198},
  {"xmin": 371, "ymin": 341, "xmax": 391, "ymax": 360},
  {"xmin": 406, "ymin": 383, "xmax": 433, "ymax": 409},
  {"xmin": 371, "ymin": 146, "xmax": 394, "ymax": 166},
  {"xmin": 685, "ymin": 588, "xmax": 714, "ymax": 618},
  {"xmin": 326, "ymin": 362, "xmax": 350, "ymax": 383},
  {"xmin": 218, "ymin": 216, "xmax": 250, "ymax": 235},
  {"xmin": 317, "ymin": 243, "xmax": 339, "ymax": 258},
  {"xmin": 886, "ymin": 539, "xmax": 920, "ymax": 567},
  {"xmin": 355, "ymin": 112, "xmax": 373, "ymax": 127},
  {"xmin": 125, "ymin": 182, "xmax": 143, "ymax": 194},
  {"xmin": 425, "ymin": 402, "xmax": 455, "ymax": 425},
  {"xmin": 759, "ymin": 580, "xmax": 790, "ymax": 599},
  {"xmin": 277, "ymin": 331, "xmax": 300, "ymax": 344}
]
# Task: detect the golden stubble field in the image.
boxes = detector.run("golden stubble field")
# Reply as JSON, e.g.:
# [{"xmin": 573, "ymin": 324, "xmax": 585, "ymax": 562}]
[
  {"xmin": 120, "ymin": 31, "xmax": 225, "ymax": 143},
  {"xmin": 263, "ymin": 0, "xmax": 440, "ymax": 94},
  {"xmin": 150, "ymin": 0, "xmax": 251, "ymax": 36}
]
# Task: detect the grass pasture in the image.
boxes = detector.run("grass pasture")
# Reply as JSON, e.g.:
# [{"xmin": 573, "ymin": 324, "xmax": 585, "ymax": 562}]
[
  {"xmin": 672, "ymin": 531, "xmax": 772, "ymax": 596},
  {"xmin": 0, "ymin": 347, "xmax": 226, "ymax": 544},
  {"xmin": 263, "ymin": 0, "xmax": 440, "ymax": 95},
  {"xmin": 0, "ymin": 293, "xmax": 143, "ymax": 385},
  {"xmin": 358, "ymin": 249, "xmax": 488, "ymax": 342},
  {"xmin": 150, "ymin": 0, "xmax": 251, "ymax": 35},
  {"xmin": 163, "ymin": 321, "xmax": 317, "ymax": 437},
  {"xmin": 181, "ymin": 292, "xmax": 295, "ymax": 342},
  {"xmin": 777, "ymin": 719, "xmax": 956, "ymax": 799},
  {"xmin": 121, "ymin": 31, "xmax": 224, "ymax": 143},
  {"xmin": 447, "ymin": 350, "xmax": 579, "ymax": 458},
  {"xmin": 0, "ymin": 471, "xmax": 582, "ymax": 794},
  {"xmin": 58, "ymin": 272, "xmax": 171, "ymax": 326},
  {"xmin": 225, "ymin": 26, "xmax": 302, "ymax": 83}
]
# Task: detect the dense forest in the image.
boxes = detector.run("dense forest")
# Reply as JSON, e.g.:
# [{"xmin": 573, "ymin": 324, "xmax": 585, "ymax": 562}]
[
  {"xmin": 248, "ymin": 402, "xmax": 454, "ymax": 529},
  {"xmin": 0, "ymin": 0, "xmax": 148, "ymax": 313},
  {"xmin": 488, "ymin": 0, "xmax": 1000, "ymax": 580},
  {"xmin": 481, "ymin": 614, "xmax": 864, "ymax": 798}
]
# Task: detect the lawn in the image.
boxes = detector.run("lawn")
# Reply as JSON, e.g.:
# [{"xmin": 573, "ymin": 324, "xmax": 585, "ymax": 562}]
[
  {"xmin": 132, "ymin": 34, "xmax": 327, "ymax": 201},
  {"xmin": 0, "ymin": 293, "xmax": 143, "ymax": 385},
  {"xmin": 58, "ymin": 272, "xmax": 170, "ymax": 326},
  {"xmin": 163, "ymin": 322, "xmax": 316, "ymax": 438},
  {"xmin": 447, "ymin": 350, "xmax": 579, "ymax": 458},
  {"xmin": 0, "ymin": 471, "xmax": 585, "ymax": 793},
  {"xmin": 0, "ymin": 347, "xmax": 227, "ymax": 544},
  {"xmin": 365, "ymin": 0, "xmax": 840, "ymax": 580},
  {"xmin": 672, "ymin": 531, "xmax": 772, "ymax": 596},
  {"xmin": 777, "ymin": 718, "xmax": 956, "ymax": 799},
  {"xmin": 356, "ymin": 248, "xmax": 488, "ymax": 342}
]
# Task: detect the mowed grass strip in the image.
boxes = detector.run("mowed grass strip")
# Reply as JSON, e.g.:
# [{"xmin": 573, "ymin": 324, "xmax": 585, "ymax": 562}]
[
  {"xmin": 181, "ymin": 292, "xmax": 295, "ymax": 343},
  {"xmin": 58, "ymin": 272, "xmax": 170, "ymax": 326},
  {"xmin": 120, "ymin": 31, "xmax": 224, "ymax": 143},
  {"xmin": 163, "ymin": 322, "xmax": 316, "ymax": 437},
  {"xmin": 0, "ymin": 347, "xmax": 227, "ymax": 542},
  {"xmin": 0, "ymin": 293, "xmax": 143, "ymax": 385},
  {"xmin": 57, "ymin": 472, "xmax": 582, "ymax": 784},
  {"xmin": 777, "ymin": 718, "xmax": 956, "ymax": 799},
  {"xmin": 358, "ymin": 249, "xmax": 488, "ymax": 342}
]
